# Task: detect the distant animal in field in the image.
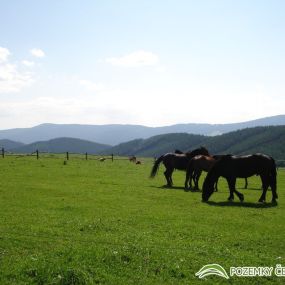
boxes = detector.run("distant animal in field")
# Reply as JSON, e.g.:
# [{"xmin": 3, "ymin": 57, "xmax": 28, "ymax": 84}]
[
  {"xmin": 150, "ymin": 147, "xmax": 210, "ymax": 187},
  {"xmin": 202, "ymin": 154, "xmax": 277, "ymax": 203},
  {"xmin": 129, "ymin": 156, "xmax": 137, "ymax": 163},
  {"xmin": 99, "ymin": 157, "xmax": 106, "ymax": 162},
  {"xmin": 136, "ymin": 160, "xmax": 142, "ymax": 165},
  {"xmin": 185, "ymin": 155, "xmax": 217, "ymax": 190}
]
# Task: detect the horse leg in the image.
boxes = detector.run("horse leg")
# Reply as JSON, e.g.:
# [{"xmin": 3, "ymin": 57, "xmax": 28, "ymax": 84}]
[
  {"xmin": 233, "ymin": 188, "xmax": 244, "ymax": 202},
  {"xmin": 184, "ymin": 168, "xmax": 191, "ymax": 190},
  {"xmin": 227, "ymin": 177, "xmax": 244, "ymax": 202},
  {"xmin": 168, "ymin": 168, "xmax": 174, "ymax": 187},
  {"xmin": 230, "ymin": 177, "xmax": 244, "ymax": 201},
  {"xmin": 244, "ymin": 177, "xmax": 248, "ymax": 189},
  {"xmin": 214, "ymin": 177, "xmax": 219, "ymax": 192},
  {"xmin": 226, "ymin": 177, "xmax": 235, "ymax": 201},
  {"xmin": 269, "ymin": 171, "xmax": 278, "ymax": 203},
  {"xmin": 258, "ymin": 175, "xmax": 269, "ymax": 203},
  {"xmin": 164, "ymin": 169, "xmax": 172, "ymax": 187},
  {"xmin": 194, "ymin": 170, "xmax": 201, "ymax": 190}
]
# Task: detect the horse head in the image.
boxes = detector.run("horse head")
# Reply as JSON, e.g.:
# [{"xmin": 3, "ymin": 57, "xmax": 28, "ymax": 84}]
[{"xmin": 186, "ymin": 146, "xmax": 210, "ymax": 158}]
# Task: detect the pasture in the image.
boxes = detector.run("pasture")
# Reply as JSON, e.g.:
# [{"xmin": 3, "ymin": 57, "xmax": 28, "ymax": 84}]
[{"xmin": 0, "ymin": 156, "xmax": 284, "ymax": 284}]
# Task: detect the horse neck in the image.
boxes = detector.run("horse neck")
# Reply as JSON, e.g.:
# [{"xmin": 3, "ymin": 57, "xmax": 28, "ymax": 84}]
[{"xmin": 207, "ymin": 166, "xmax": 220, "ymax": 184}]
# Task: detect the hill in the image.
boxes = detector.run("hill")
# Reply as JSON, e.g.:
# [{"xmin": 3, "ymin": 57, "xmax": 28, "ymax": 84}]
[
  {"xmin": 0, "ymin": 114, "xmax": 284, "ymax": 145},
  {"xmin": 104, "ymin": 133, "xmax": 206, "ymax": 157},
  {"xmin": 12, "ymin": 137, "xmax": 110, "ymax": 154},
  {"xmin": 103, "ymin": 126, "xmax": 285, "ymax": 161},
  {"xmin": 0, "ymin": 139, "xmax": 25, "ymax": 151},
  {"xmin": 199, "ymin": 126, "xmax": 285, "ymax": 159}
]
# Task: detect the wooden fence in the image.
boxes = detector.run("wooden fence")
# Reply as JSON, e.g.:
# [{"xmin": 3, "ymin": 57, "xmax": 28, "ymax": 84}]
[{"xmin": 0, "ymin": 148, "xmax": 116, "ymax": 162}]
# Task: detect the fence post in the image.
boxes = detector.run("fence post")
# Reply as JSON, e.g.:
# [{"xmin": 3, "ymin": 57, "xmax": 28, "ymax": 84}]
[
  {"xmin": 111, "ymin": 153, "xmax": 113, "ymax": 162},
  {"xmin": 36, "ymin": 150, "xmax": 39, "ymax": 160},
  {"xmin": 66, "ymin": 152, "xmax": 69, "ymax": 160},
  {"xmin": 85, "ymin": 152, "xmax": 88, "ymax": 160},
  {"xmin": 1, "ymin": 148, "xmax": 4, "ymax": 158}
]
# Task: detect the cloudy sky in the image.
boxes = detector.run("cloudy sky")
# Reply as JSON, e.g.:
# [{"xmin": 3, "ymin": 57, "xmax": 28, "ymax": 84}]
[{"xmin": 1, "ymin": 0, "xmax": 285, "ymax": 129}]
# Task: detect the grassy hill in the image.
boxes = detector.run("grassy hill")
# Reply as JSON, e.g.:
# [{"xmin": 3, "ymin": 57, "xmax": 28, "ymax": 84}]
[
  {"xmin": 104, "ymin": 126, "xmax": 285, "ymax": 161},
  {"xmin": 12, "ymin": 137, "xmax": 110, "ymax": 154}
]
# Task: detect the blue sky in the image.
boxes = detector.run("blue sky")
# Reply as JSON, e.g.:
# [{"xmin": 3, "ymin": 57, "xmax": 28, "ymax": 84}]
[{"xmin": 0, "ymin": 0, "xmax": 285, "ymax": 129}]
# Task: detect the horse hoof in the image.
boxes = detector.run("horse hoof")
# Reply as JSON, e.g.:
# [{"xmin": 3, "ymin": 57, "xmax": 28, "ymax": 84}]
[
  {"xmin": 228, "ymin": 197, "xmax": 234, "ymax": 202},
  {"xmin": 272, "ymin": 199, "xmax": 278, "ymax": 205},
  {"xmin": 258, "ymin": 198, "xmax": 265, "ymax": 203},
  {"xmin": 239, "ymin": 195, "xmax": 244, "ymax": 202}
]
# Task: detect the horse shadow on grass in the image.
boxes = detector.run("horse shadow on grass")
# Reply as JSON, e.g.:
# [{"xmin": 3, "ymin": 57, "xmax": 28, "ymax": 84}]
[
  {"xmin": 205, "ymin": 200, "xmax": 278, "ymax": 209},
  {"xmin": 150, "ymin": 185, "xmax": 185, "ymax": 191},
  {"xmin": 150, "ymin": 185, "xmax": 202, "ymax": 193}
]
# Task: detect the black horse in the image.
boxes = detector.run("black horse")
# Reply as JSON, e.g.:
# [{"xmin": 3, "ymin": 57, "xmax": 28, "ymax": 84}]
[
  {"xmin": 202, "ymin": 154, "xmax": 277, "ymax": 203},
  {"xmin": 150, "ymin": 147, "xmax": 210, "ymax": 187}
]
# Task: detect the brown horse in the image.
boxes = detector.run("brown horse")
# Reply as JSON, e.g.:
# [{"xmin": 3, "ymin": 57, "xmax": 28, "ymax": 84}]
[
  {"xmin": 202, "ymin": 154, "xmax": 277, "ymax": 203},
  {"xmin": 185, "ymin": 155, "xmax": 216, "ymax": 190},
  {"xmin": 129, "ymin": 156, "xmax": 137, "ymax": 163},
  {"xmin": 150, "ymin": 147, "xmax": 210, "ymax": 187}
]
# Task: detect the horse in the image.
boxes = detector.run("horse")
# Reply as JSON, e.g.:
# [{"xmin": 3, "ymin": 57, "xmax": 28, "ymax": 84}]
[
  {"xmin": 150, "ymin": 146, "xmax": 210, "ymax": 187},
  {"xmin": 185, "ymin": 155, "xmax": 217, "ymax": 190},
  {"xmin": 129, "ymin": 156, "xmax": 137, "ymax": 163},
  {"xmin": 213, "ymin": 155, "xmax": 260, "ymax": 190},
  {"xmin": 202, "ymin": 154, "xmax": 277, "ymax": 203}
]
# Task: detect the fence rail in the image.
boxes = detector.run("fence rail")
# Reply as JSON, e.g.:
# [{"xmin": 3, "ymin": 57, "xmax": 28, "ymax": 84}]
[{"xmin": 0, "ymin": 148, "xmax": 117, "ymax": 161}]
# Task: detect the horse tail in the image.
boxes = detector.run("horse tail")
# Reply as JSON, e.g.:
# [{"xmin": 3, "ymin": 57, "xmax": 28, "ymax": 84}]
[
  {"xmin": 150, "ymin": 155, "xmax": 164, "ymax": 178},
  {"xmin": 270, "ymin": 157, "xmax": 277, "ymax": 195}
]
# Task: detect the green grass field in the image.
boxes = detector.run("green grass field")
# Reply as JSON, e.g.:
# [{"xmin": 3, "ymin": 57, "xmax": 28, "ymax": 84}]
[{"xmin": 0, "ymin": 156, "xmax": 284, "ymax": 284}]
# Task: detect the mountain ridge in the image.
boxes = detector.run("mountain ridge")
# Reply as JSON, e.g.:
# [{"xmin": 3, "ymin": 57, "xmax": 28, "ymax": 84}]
[{"xmin": 0, "ymin": 114, "xmax": 284, "ymax": 145}]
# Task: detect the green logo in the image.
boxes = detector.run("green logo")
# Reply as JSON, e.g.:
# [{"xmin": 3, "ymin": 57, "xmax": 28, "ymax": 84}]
[{"xmin": 196, "ymin": 264, "xmax": 229, "ymax": 279}]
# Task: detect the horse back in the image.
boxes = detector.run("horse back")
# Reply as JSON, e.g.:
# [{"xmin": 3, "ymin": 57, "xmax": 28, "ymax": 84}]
[{"xmin": 224, "ymin": 154, "xmax": 274, "ymax": 178}]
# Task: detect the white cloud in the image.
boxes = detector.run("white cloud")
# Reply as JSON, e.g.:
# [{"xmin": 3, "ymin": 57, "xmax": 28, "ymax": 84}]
[
  {"xmin": 22, "ymin": 60, "xmax": 35, "ymax": 67},
  {"xmin": 0, "ymin": 64, "xmax": 34, "ymax": 93},
  {"xmin": 79, "ymin": 79, "xmax": 105, "ymax": 92},
  {"xmin": 106, "ymin": 50, "xmax": 159, "ymax": 67},
  {"xmin": 0, "ymin": 47, "xmax": 34, "ymax": 93},
  {"xmin": 0, "ymin": 47, "xmax": 10, "ymax": 62},
  {"xmin": 30, "ymin": 48, "xmax": 45, "ymax": 58}
]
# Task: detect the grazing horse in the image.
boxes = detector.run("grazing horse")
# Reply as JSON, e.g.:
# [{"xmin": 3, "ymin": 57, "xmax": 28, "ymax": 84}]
[
  {"xmin": 185, "ymin": 155, "xmax": 217, "ymax": 190},
  {"xmin": 213, "ymin": 155, "xmax": 259, "ymax": 189},
  {"xmin": 150, "ymin": 147, "xmax": 210, "ymax": 187},
  {"xmin": 202, "ymin": 154, "xmax": 277, "ymax": 203},
  {"xmin": 129, "ymin": 156, "xmax": 137, "ymax": 163}
]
